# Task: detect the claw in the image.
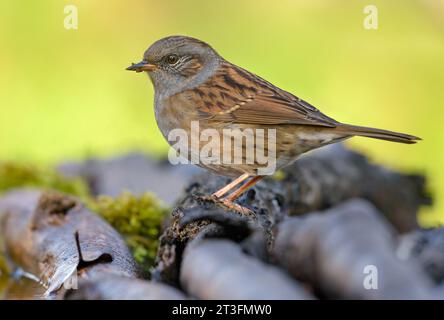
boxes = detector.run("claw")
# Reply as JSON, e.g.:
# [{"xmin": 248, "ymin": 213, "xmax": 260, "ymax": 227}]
[
  {"xmin": 193, "ymin": 194, "xmax": 256, "ymax": 218},
  {"xmin": 219, "ymin": 199, "xmax": 256, "ymax": 218}
]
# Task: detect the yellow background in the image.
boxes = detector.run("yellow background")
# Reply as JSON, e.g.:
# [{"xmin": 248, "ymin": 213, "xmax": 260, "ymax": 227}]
[{"xmin": 0, "ymin": 0, "xmax": 443, "ymax": 225}]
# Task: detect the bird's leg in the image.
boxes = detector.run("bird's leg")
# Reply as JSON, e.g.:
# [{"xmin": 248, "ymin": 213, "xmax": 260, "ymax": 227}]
[
  {"xmin": 212, "ymin": 173, "xmax": 250, "ymax": 198},
  {"xmin": 225, "ymin": 176, "xmax": 264, "ymax": 202},
  {"xmin": 219, "ymin": 176, "xmax": 264, "ymax": 217}
]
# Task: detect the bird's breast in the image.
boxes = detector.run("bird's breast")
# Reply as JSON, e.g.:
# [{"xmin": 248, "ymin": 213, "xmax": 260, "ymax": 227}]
[{"xmin": 154, "ymin": 92, "xmax": 200, "ymax": 142}]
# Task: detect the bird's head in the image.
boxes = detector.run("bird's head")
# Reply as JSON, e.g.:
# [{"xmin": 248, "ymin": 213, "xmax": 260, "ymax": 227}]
[{"xmin": 127, "ymin": 35, "xmax": 221, "ymax": 95}]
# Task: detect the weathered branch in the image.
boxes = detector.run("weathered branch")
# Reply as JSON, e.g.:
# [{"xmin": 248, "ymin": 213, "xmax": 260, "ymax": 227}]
[
  {"xmin": 180, "ymin": 239, "xmax": 311, "ymax": 300},
  {"xmin": 65, "ymin": 274, "xmax": 186, "ymax": 300},
  {"xmin": 0, "ymin": 145, "xmax": 433, "ymax": 300},
  {"xmin": 272, "ymin": 199, "xmax": 432, "ymax": 299},
  {"xmin": 153, "ymin": 145, "xmax": 429, "ymax": 284},
  {"xmin": 397, "ymin": 228, "xmax": 444, "ymax": 284},
  {"xmin": 0, "ymin": 190, "xmax": 140, "ymax": 298}
]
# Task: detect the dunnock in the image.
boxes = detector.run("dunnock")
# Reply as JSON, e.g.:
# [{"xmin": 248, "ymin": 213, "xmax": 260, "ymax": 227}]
[{"xmin": 127, "ymin": 36, "xmax": 420, "ymax": 214}]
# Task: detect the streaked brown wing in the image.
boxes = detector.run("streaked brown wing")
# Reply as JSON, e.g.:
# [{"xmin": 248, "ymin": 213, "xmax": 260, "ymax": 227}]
[{"xmin": 188, "ymin": 62, "xmax": 338, "ymax": 127}]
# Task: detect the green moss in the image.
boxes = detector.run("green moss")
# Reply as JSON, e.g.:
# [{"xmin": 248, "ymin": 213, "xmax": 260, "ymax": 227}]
[
  {"xmin": 0, "ymin": 162, "xmax": 90, "ymax": 198},
  {"xmin": 272, "ymin": 169, "xmax": 287, "ymax": 181},
  {"xmin": 90, "ymin": 192, "xmax": 169, "ymax": 274},
  {"xmin": 0, "ymin": 251, "xmax": 7, "ymax": 275}
]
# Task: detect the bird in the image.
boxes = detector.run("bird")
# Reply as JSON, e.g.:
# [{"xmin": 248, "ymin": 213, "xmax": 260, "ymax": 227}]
[{"xmin": 127, "ymin": 35, "xmax": 420, "ymax": 214}]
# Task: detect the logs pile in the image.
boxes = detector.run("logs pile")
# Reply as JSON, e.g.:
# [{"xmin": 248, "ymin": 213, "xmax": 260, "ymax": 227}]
[{"xmin": 1, "ymin": 144, "xmax": 441, "ymax": 300}]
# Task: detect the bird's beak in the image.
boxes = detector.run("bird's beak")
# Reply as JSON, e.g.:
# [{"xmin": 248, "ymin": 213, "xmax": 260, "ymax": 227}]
[{"xmin": 126, "ymin": 61, "xmax": 156, "ymax": 73}]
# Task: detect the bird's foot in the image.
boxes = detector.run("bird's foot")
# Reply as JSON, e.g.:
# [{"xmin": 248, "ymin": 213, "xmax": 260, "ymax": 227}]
[
  {"xmin": 219, "ymin": 198, "xmax": 256, "ymax": 218},
  {"xmin": 193, "ymin": 194, "xmax": 255, "ymax": 218},
  {"xmin": 194, "ymin": 194, "xmax": 219, "ymax": 203}
]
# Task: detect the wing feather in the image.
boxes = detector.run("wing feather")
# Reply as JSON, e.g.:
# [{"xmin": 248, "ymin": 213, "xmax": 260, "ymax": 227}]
[{"xmin": 186, "ymin": 62, "xmax": 339, "ymax": 128}]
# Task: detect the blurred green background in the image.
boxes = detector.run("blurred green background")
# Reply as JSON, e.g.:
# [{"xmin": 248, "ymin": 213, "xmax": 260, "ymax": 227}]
[{"xmin": 0, "ymin": 0, "xmax": 443, "ymax": 225}]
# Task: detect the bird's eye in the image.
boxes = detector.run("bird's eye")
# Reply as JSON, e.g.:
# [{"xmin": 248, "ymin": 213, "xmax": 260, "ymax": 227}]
[{"xmin": 165, "ymin": 54, "xmax": 179, "ymax": 64}]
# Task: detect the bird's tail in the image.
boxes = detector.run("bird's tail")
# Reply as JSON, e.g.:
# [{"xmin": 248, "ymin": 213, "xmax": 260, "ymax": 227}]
[{"xmin": 336, "ymin": 124, "xmax": 421, "ymax": 144}]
